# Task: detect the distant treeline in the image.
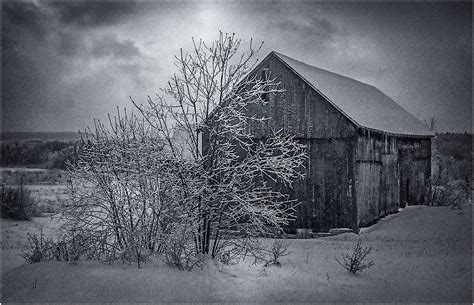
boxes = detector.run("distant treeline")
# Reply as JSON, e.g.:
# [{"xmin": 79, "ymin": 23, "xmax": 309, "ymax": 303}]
[
  {"xmin": 433, "ymin": 132, "xmax": 472, "ymax": 184},
  {"xmin": 1, "ymin": 139, "xmax": 81, "ymax": 169},
  {"xmin": 1, "ymin": 132, "xmax": 89, "ymax": 169},
  {"xmin": 1, "ymin": 132, "xmax": 84, "ymax": 142},
  {"xmin": 434, "ymin": 133, "xmax": 471, "ymax": 161}
]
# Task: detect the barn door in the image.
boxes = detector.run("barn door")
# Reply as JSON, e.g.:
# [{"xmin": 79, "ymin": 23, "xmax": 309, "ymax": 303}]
[
  {"xmin": 399, "ymin": 165, "xmax": 410, "ymax": 208},
  {"xmin": 381, "ymin": 153, "xmax": 399, "ymax": 216},
  {"xmin": 355, "ymin": 161, "xmax": 382, "ymax": 227}
]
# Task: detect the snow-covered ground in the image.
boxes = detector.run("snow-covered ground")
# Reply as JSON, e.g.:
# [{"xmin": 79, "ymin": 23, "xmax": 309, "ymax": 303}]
[{"xmin": 2, "ymin": 205, "xmax": 472, "ymax": 302}]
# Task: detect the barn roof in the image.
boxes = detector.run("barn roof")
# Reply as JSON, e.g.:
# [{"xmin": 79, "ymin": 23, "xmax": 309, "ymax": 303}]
[{"xmin": 271, "ymin": 52, "xmax": 434, "ymax": 137}]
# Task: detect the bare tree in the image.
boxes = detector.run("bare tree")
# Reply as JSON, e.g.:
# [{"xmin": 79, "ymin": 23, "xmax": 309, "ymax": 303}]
[
  {"xmin": 424, "ymin": 116, "xmax": 438, "ymax": 132},
  {"xmin": 133, "ymin": 32, "xmax": 307, "ymax": 261},
  {"xmin": 62, "ymin": 32, "xmax": 306, "ymax": 269}
]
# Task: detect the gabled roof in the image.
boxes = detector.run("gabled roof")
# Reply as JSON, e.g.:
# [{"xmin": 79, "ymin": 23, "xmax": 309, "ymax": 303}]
[{"xmin": 271, "ymin": 51, "xmax": 434, "ymax": 137}]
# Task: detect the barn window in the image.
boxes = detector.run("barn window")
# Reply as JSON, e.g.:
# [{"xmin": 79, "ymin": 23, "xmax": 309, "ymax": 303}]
[{"xmin": 260, "ymin": 68, "xmax": 269, "ymax": 102}]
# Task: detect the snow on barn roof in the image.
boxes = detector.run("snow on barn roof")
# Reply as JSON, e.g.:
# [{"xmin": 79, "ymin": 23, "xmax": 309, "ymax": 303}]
[{"xmin": 271, "ymin": 52, "xmax": 434, "ymax": 137}]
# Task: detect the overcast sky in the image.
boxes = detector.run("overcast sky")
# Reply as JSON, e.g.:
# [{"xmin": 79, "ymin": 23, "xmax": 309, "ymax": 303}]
[{"xmin": 2, "ymin": 1, "xmax": 472, "ymax": 133}]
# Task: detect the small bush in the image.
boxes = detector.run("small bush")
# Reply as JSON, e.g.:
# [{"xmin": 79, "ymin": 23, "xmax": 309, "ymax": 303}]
[
  {"xmin": 21, "ymin": 229, "xmax": 54, "ymax": 263},
  {"xmin": 265, "ymin": 239, "xmax": 289, "ymax": 267},
  {"xmin": 112, "ymin": 244, "xmax": 151, "ymax": 268},
  {"xmin": 335, "ymin": 239, "xmax": 374, "ymax": 274},
  {"xmin": 430, "ymin": 180, "xmax": 468, "ymax": 208},
  {"xmin": 162, "ymin": 226, "xmax": 205, "ymax": 271},
  {"xmin": 1, "ymin": 181, "xmax": 38, "ymax": 220},
  {"xmin": 241, "ymin": 238, "xmax": 268, "ymax": 266},
  {"xmin": 57, "ymin": 229, "xmax": 114, "ymax": 263},
  {"xmin": 53, "ymin": 234, "xmax": 83, "ymax": 263},
  {"xmin": 21, "ymin": 228, "xmax": 95, "ymax": 264},
  {"xmin": 51, "ymin": 240, "xmax": 70, "ymax": 262}
]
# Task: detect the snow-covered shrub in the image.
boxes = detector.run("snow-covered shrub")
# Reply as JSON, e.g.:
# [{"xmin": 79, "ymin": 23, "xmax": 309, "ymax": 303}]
[
  {"xmin": 162, "ymin": 224, "xmax": 205, "ymax": 271},
  {"xmin": 51, "ymin": 240, "xmax": 69, "ymax": 261},
  {"xmin": 133, "ymin": 32, "xmax": 307, "ymax": 264},
  {"xmin": 57, "ymin": 228, "xmax": 108, "ymax": 263},
  {"xmin": 21, "ymin": 229, "xmax": 54, "ymax": 263},
  {"xmin": 335, "ymin": 239, "xmax": 374, "ymax": 274},
  {"xmin": 62, "ymin": 33, "xmax": 306, "ymax": 270},
  {"xmin": 60, "ymin": 110, "xmax": 184, "ymax": 268},
  {"xmin": 21, "ymin": 227, "xmax": 87, "ymax": 264}
]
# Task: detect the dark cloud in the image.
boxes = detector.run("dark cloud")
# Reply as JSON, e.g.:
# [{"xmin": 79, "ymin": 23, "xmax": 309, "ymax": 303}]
[
  {"xmin": 2, "ymin": 2, "xmax": 49, "ymax": 38},
  {"xmin": 2, "ymin": 2, "xmax": 61, "ymax": 130},
  {"xmin": 328, "ymin": 2, "xmax": 472, "ymax": 132},
  {"xmin": 49, "ymin": 2, "xmax": 138, "ymax": 28},
  {"xmin": 1, "ymin": 2, "xmax": 471, "ymax": 132},
  {"xmin": 1, "ymin": 2, "xmax": 143, "ymax": 131},
  {"xmin": 91, "ymin": 35, "xmax": 141, "ymax": 59},
  {"xmin": 228, "ymin": 3, "xmax": 342, "ymax": 58},
  {"xmin": 274, "ymin": 17, "xmax": 338, "ymax": 43},
  {"xmin": 57, "ymin": 30, "xmax": 85, "ymax": 57}
]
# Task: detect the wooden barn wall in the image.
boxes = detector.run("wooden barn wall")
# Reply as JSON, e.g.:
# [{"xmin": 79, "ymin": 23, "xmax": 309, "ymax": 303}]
[
  {"xmin": 355, "ymin": 129, "xmax": 431, "ymax": 227},
  {"xmin": 397, "ymin": 137, "xmax": 431, "ymax": 207},
  {"xmin": 355, "ymin": 130, "xmax": 399, "ymax": 227},
  {"xmin": 243, "ymin": 56, "xmax": 358, "ymax": 232},
  {"xmin": 203, "ymin": 54, "xmax": 432, "ymax": 232},
  {"xmin": 245, "ymin": 56, "xmax": 357, "ymax": 139},
  {"xmin": 280, "ymin": 138, "xmax": 358, "ymax": 232}
]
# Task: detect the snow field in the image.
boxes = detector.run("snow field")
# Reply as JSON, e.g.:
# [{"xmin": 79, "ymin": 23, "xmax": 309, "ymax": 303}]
[{"xmin": 2, "ymin": 205, "xmax": 471, "ymax": 302}]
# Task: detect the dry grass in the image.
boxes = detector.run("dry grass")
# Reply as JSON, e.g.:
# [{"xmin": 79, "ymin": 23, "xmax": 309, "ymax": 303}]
[{"xmin": 2, "ymin": 167, "xmax": 69, "ymax": 216}]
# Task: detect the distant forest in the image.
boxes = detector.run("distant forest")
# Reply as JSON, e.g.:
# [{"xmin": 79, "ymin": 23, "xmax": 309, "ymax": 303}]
[
  {"xmin": 1, "ymin": 132, "xmax": 472, "ymax": 182},
  {"xmin": 1, "ymin": 132, "xmax": 84, "ymax": 169},
  {"xmin": 1, "ymin": 132, "xmax": 84, "ymax": 142},
  {"xmin": 434, "ymin": 133, "xmax": 471, "ymax": 162},
  {"xmin": 433, "ymin": 132, "xmax": 472, "ymax": 184}
]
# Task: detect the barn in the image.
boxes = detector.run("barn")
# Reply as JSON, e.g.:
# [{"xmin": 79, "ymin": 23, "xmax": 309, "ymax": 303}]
[{"xmin": 242, "ymin": 51, "xmax": 435, "ymax": 233}]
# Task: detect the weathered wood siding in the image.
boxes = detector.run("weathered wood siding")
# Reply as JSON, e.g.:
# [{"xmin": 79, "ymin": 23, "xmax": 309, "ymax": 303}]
[
  {"xmin": 355, "ymin": 129, "xmax": 431, "ymax": 227},
  {"xmin": 381, "ymin": 152, "xmax": 400, "ymax": 215},
  {"xmin": 398, "ymin": 137, "xmax": 431, "ymax": 207},
  {"xmin": 246, "ymin": 57, "xmax": 356, "ymax": 139},
  {"xmin": 204, "ymin": 53, "xmax": 432, "ymax": 232},
  {"xmin": 355, "ymin": 130, "xmax": 399, "ymax": 226},
  {"xmin": 245, "ymin": 56, "xmax": 358, "ymax": 232},
  {"xmin": 283, "ymin": 138, "xmax": 358, "ymax": 232}
]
